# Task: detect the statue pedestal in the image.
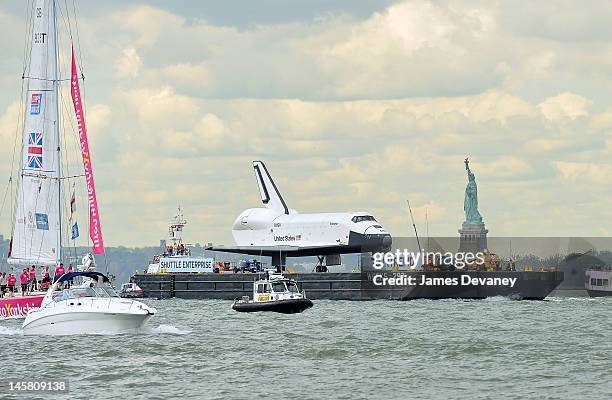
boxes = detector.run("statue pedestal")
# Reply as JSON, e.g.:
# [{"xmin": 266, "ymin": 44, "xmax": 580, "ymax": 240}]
[{"xmin": 458, "ymin": 223, "xmax": 488, "ymax": 253}]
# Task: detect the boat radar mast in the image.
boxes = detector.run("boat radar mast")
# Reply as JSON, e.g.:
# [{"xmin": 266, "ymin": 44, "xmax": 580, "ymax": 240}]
[{"xmin": 168, "ymin": 208, "xmax": 187, "ymax": 246}]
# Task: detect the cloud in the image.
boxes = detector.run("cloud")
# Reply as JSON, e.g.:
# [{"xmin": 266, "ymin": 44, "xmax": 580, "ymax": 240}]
[
  {"xmin": 0, "ymin": 1, "xmax": 610, "ymax": 245},
  {"xmin": 0, "ymin": 102, "xmax": 20, "ymax": 178},
  {"xmin": 87, "ymin": 104, "xmax": 112, "ymax": 137},
  {"xmin": 475, "ymin": 157, "xmax": 532, "ymax": 178},
  {"xmin": 538, "ymin": 92, "xmax": 592, "ymax": 121},
  {"xmin": 0, "ymin": 102, "xmax": 19, "ymax": 142},
  {"xmin": 555, "ymin": 161, "xmax": 612, "ymax": 184},
  {"xmin": 160, "ymin": 63, "xmax": 210, "ymax": 89},
  {"xmin": 115, "ymin": 48, "xmax": 143, "ymax": 79}
]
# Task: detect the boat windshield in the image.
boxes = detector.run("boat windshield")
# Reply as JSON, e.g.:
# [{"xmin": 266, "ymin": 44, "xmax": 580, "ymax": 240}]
[
  {"xmin": 271, "ymin": 281, "xmax": 287, "ymax": 293},
  {"xmin": 287, "ymin": 282, "xmax": 299, "ymax": 293},
  {"xmin": 51, "ymin": 286, "xmax": 119, "ymax": 302}
]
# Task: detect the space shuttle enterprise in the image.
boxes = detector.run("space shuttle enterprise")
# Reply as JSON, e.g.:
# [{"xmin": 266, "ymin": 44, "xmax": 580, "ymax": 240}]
[{"xmin": 210, "ymin": 161, "xmax": 392, "ymax": 266}]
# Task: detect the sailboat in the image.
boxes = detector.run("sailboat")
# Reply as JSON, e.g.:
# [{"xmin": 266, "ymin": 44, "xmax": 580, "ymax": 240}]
[
  {"xmin": 0, "ymin": 0, "xmax": 156, "ymax": 333},
  {"xmin": 0, "ymin": 0, "xmax": 68, "ymax": 319}
]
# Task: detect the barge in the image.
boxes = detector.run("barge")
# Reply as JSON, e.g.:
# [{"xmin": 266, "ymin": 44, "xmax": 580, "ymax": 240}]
[{"xmin": 133, "ymin": 270, "xmax": 563, "ymax": 300}]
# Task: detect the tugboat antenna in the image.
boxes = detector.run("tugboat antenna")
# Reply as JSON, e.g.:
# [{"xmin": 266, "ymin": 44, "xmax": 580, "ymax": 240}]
[
  {"xmin": 406, "ymin": 200, "xmax": 422, "ymax": 251},
  {"xmin": 425, "ymin": 207, "xmax": 430, "ymax": 250}
]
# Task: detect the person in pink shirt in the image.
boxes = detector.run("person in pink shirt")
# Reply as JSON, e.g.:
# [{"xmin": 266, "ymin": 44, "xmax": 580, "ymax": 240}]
[
  {"xmin": 41, "ymin": 266, "xmax": 51, "ymax": 290},
  {"xmin": 54, "ymin": 263, "xmax": 66, "ymax": 283},
  {"xmin": 42, "ymin": 266, "xmax": 50, "ymax": 282},
  {"xmin": 7, "ymin": 274, "xmax": 17, "ymax": 293},
  {"xmin": 19, "ymin": 269, "xmax": 29, "ymax": 294},
  {"xmin": 29, "ymin": 265, "xmax": 37, "ymax": 291},
  {"xmin": 67, "ymin": 264, "xmax": 74, "ymax": 288}
]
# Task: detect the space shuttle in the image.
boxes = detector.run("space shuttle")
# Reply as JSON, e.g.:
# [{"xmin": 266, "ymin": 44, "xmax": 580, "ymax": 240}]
[{"xmin": 210, "ymin": 161, "xmax": 392, "ymax": 266}]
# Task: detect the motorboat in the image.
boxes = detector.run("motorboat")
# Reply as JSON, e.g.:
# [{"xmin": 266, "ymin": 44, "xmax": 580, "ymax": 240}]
[
  {"xmin": 120, "ymin": 282, "xmax": 144, "ymax": 298},
  {"xmin": 23, "ymin": 272, "xmax": 156, "ymax": 335},
  {"xmin": 232, "ymin": 271, "xmax": 313, "ymax": 313}
]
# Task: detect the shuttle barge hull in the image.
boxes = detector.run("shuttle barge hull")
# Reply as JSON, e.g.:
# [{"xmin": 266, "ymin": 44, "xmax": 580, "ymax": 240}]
[{"xmin": 133, "ymin": 270, "xmax": 563, "ymax": 301}]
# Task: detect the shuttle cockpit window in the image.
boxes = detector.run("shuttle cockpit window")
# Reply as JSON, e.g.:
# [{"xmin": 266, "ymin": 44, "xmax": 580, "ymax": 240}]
[{"xmin": 351, "ymin": 215, "xmax": 376, "ymax": 223}]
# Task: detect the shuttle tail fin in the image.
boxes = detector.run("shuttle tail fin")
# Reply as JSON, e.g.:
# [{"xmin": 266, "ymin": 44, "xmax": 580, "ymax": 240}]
[{"xmin": 252, "ymin": 161, "xmax": 289, "ymax": 214}]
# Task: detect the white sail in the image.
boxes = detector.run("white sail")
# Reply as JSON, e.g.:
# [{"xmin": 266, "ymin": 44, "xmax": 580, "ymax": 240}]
[{"xmin": 8, "ymin": 0, "xmax": 61, "ymax": 266}]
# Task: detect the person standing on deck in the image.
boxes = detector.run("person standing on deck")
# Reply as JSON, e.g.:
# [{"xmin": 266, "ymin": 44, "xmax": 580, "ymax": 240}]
[
  {"xmin": 54, "ymin": 263, "xmax": 66, "ymax": 285},
  {"xmin": 67, "ymin": 264, "xmax": 74, "ymax": 288},
  {"xmin": 29, "ymin": 265, "xmax": 37, "ymax": 291},
  {"xmin": 7, "ymin": 274, "xmax": 16, "ymax": 294},
  {"xmin": 0, "ymin": 272, "xmax": 7, "ymax": 297},
  {"xmin": 20, "ymin": 269, "xmax": 29, "ymax": 295},
  {"xmin": 41, "ymin": 267, "xmax": 51, "ymax": 290}
]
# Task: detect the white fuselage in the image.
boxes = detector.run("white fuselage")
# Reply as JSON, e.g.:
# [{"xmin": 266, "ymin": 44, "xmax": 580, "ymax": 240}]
[
  {"xmin": 23, "ymin": 293, "xmax": 155, "ymax": 335},
  {"xmin": 232, "ymin": 208, "xmax": 389, "ymax": 248}
]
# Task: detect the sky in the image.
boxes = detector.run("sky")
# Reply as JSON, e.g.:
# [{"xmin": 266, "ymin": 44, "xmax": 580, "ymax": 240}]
[{"xmin": 0, "ymin": 0, "xmax": 610, "ymax": 247}]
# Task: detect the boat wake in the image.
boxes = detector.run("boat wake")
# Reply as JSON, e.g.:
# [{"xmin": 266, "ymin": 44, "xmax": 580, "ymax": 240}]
[
  {"xmin": 481, "ymin": 295, "xmax": 513, "ymax": 302},
  {"xmin": 0, "ymin": 324, "xmax": 190, "ymax": 336},
  {"xmin": 0, "ymin": 325, "xmax": 22, "ymax": 335},
  {"xmin": 549, "ymin": 296, "xmax": 599, "ymax": 302},
  {"xmin": 148, "ymin": 324, "xmax": 191, "ymax": 335}
]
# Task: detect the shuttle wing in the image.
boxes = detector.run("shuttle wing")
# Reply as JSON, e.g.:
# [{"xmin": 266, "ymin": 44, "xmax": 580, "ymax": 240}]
[{"xmin": 207, "ymin": 244, "xmax": 358, "ymax": 258}]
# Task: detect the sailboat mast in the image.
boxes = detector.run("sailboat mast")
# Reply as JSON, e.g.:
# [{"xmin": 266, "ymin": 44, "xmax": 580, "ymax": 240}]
[
  {"xmin": 52, "ymin": 0, "xmax": 62, "ymax": 263},
  {"xmin": 9, "ymin": 0, "xmax": 64, "ymax": 267}
]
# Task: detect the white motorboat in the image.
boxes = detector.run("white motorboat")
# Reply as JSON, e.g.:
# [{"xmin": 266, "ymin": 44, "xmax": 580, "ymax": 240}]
[
  {"xmin": 120, "ymin": 282, "xmax": 144, "ymax": 298},
  {"xmin": 23, "ymin": 272, "xmax": 156, "ymax": 335}
]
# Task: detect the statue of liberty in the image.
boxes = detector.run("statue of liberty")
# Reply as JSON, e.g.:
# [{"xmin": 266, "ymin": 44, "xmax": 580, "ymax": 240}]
[{"xmin": 463, "ymin": 158, "xmax": 483, "ymax": 224}]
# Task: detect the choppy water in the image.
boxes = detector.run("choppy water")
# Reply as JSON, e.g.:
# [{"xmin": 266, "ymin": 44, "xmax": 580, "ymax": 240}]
[{"xmin": 1, "ymin": 297, "xmax": 611, "ymax": 400}]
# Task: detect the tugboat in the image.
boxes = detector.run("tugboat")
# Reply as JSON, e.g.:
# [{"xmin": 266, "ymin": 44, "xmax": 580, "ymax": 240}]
[
  {"xmin": 232, "ymin": 270, "xmax": 313, "ymax": 313},
  {"xmin": 146, "ymin": 209, "xmax": 216, "ymax": 274}
]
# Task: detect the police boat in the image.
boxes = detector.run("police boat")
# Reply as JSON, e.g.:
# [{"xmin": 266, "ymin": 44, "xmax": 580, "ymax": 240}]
[{"xmin": 232, "ymin": 270, "xmax": 313, "ymax": 314}]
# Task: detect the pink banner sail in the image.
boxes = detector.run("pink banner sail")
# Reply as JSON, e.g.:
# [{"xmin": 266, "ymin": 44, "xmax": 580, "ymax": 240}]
[{"xmin": 70, "ymin": 47, "xmax": 105, "ymax": 254}]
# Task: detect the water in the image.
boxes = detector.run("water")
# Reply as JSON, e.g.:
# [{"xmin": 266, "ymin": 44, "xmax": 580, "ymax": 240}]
[{"xmin": 1, "ymin": 297, "xmax": 611, "ymax": 400}]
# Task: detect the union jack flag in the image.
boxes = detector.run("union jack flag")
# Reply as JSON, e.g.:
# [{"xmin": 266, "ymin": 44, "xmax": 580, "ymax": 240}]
[{"xmin": 27, "ymin": 132, "xmax": 43, "ymax": 169}]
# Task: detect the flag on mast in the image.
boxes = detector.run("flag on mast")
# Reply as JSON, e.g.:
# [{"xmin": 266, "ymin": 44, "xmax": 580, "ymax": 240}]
[
  {"xmin": 70, "ymin": 46, "xmax": 105, "ymax": 254},
  {"xmin": 71, "ymin": 222, "xmax": 79, "ymax": 240},
  {"xmin": 70, "ymin": 189, "xmax": 76, "ymax": 217}
]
